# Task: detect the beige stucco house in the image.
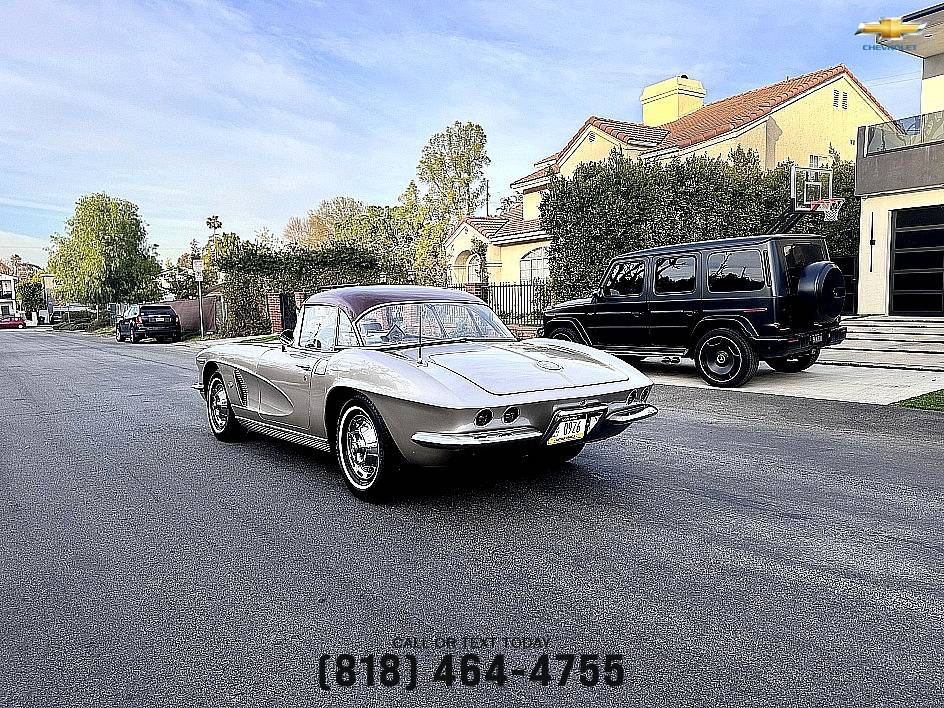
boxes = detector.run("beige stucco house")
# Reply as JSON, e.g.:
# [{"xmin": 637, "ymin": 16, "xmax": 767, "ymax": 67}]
[{"xmin": 446, "ymin": 64, "xmax": 891, "ymax": 285}]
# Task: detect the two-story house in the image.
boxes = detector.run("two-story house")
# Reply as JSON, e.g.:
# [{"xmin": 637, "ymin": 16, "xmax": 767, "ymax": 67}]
[
  {"xmin": 0, "ymin": 274, "xmax": 16, "ymax": 317},
  {"xmin": 855, "ymin": 3, "xmax": 944, "ymax": 316},
  {"xmin": 447, "ymin": 64, "xmax": 891, "ymax": 285}
]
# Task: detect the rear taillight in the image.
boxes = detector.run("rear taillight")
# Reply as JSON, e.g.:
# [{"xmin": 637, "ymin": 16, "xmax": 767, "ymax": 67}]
[{"xmin": 136, "ymin": 315, "xmax": 142, "ymax": 324}]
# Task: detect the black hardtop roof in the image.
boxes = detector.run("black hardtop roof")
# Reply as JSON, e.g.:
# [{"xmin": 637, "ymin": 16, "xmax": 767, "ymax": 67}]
[
  {"xmin": 614, "ymin": 233, "xmax": 824, "ymax": 259},
  {"xmin": 305, "ymin": 285, "xmax": 483, "ymax": 320}
]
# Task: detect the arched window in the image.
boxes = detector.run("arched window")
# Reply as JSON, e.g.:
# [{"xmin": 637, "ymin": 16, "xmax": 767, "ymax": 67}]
[
  {"xmin": 519, "ymin": 247, "xmax": 549, "ymax": 282},
  {"xmin": 466, "ymin": 253, "xmax": 482, "ymax": 283}
]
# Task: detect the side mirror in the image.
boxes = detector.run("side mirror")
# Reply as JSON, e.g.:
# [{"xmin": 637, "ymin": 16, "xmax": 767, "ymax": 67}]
[
  {"xmin": 593, "ymin": 287, "xmax": 606, "ymax": 300},
  {"xmin": 279, "ymin": 329, "xmax": 293, "ymax": 350}
]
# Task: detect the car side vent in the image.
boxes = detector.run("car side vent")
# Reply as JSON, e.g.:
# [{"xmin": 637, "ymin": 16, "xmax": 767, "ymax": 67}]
[{"xmin": 232, "ymin": 369, "xmax": 248, "ymax": 407}]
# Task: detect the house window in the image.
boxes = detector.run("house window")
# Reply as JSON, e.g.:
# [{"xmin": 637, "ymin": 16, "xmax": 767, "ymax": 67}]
[
  {"xmin": 833, "ymin": 89, "xmax": 840, "ymax": 108},
  {"xmin": 519, "ymin": 247, "xmax": 549, "ymax": 282},
  {"xmin": 466, "ymin": 253, "xmax": 482, "ymax": 283},
  {"xmin": 842, "ymin": 92, "xmax": 848, "ymax": 110}
]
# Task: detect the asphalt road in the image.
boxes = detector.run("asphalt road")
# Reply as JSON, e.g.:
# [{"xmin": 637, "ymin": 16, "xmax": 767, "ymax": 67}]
[{"xmin": 1, "ymin": 330, "xmax": 942, "ymax": 707}]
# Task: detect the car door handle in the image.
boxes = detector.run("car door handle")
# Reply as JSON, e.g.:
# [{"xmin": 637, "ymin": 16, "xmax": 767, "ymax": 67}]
[{"xmin": 295, "ymin": 363, "xmax": 313, "ymax": 371}]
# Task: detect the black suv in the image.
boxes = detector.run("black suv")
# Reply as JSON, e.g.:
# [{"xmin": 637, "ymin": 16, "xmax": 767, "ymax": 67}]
[
  {"xmin": 540, "ymin": 234, "xmax": 847, "ymax": 387},
  {"xmin": 116, "ymin": 303, "xmax": 181, "ymax": 343}
]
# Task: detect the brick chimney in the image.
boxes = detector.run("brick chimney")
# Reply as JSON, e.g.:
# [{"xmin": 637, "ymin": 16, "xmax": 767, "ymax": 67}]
[{"xmin": 640, "ymin": 75, "xmax": 706, "ymax": 126}]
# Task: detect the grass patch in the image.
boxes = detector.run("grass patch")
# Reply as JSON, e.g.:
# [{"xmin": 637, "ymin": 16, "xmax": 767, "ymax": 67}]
[{"xmin": 897, "ymin": 389, "xmax": 944, "ymax": 412}]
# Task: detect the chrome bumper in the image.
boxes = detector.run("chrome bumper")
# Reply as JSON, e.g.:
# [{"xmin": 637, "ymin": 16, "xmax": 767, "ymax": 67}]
[
  {"xmin": 606, "ymin": 404, "xmax": 658, "ymax": 424},
  {"xmin": 412, "ymin": 428, "xmax": 543, "ymax": 449},
  {"xmin": 411, "ymin": 403, "xmax": 658, "ymax": 449}
]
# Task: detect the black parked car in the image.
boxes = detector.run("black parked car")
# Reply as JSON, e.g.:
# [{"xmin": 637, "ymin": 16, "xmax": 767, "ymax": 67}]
[
  {"xmin": 116, "ymin": 303, "xmax": 181, "ymax": 343},
  {"xmin": 540, "ymin": 234, "xmax": 847, "ymax": 387}
]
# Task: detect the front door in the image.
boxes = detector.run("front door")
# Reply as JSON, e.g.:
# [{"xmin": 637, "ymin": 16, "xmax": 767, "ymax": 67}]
[
  {"xmin": 649, "ymin": 253, "xmax": 700, "ymax": 349},
  {"xmin": 587, "ymin": 258, "xmax": 650, "ymax": 348},
  {"xmin": 256, "ymin": 305, "xmax": 338, "ymax": 432}
]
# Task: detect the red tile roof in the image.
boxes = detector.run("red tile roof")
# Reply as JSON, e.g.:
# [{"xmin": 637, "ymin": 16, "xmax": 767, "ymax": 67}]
[
  {"xmin": 509, "ymin": 64, "xmax": 892, "ymax": 185},
  {"xmin": 509, "ymin": 163, "xmax": 557, "ymax": 189},
  {"xmin": 650, "ymin": 64, "xmax": 894, "ymax": 151},
  {"xmin": 458, "ymin": 215, "xmax": 507, "ymax": 237}
]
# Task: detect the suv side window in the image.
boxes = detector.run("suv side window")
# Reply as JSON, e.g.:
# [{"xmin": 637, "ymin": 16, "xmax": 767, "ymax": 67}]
[
  {"xmin": 707, "ymin": 249, "xmax": 767, "ymax": 292},
  {"xmin": 654, "ymin": 255, "xmax": 696, "ymax": 294},
  {"xmin": 602, "ymin": 259, "xmax": 645, "ymax": 296}
]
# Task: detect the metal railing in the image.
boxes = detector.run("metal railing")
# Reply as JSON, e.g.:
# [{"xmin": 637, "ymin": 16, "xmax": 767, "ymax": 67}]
[
  {"xmin": 450, "ymin": 280, "xmax": 554, "ymax": 327},
  {"xmin": 865, "ymin": 109, "xmax": 944, "ymax": 155}
]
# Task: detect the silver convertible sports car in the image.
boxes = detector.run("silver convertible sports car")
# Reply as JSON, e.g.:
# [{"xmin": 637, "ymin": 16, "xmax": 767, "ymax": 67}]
[{"xmin": 194, "ymin": 286, "xmax": 657, "ymax": 500}]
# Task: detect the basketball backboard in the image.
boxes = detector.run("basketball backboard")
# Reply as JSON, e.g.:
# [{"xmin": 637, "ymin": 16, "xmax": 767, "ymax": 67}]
[{"xmin": 791, "ymin": 164, "xmax": 833, "ymax": 211}]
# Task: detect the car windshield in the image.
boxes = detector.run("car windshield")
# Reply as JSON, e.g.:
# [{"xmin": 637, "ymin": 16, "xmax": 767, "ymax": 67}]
[{"xmin": 355, "ymin": 302, "xmax": 514, "ymax": 347}]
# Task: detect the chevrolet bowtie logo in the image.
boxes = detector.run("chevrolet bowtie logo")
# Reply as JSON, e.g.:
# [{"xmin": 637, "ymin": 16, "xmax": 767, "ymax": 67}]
[{"xmin": 856, "ymin": 17, "xmax": 926, "ymax": 41}]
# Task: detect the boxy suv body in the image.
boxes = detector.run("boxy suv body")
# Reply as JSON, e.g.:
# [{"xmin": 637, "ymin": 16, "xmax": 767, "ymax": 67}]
[
  {"xmin": 116, "ymin": 304, "xmax": 181, "ymax": 343},
  {"xmin": 540, "ymin": 234, "xmax": 847, "ymax": 387}
]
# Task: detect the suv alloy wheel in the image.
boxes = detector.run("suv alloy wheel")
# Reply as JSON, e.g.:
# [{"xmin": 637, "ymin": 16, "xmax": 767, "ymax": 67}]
[{"xmin": 693, "ymin": 328, "xmax": 759, "ymax": 387}]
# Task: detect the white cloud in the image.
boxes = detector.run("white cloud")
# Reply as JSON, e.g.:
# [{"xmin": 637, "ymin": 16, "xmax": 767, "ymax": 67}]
[{"xmin": 0, "ymin": 231, "xmax": 50, "ymax": 266}]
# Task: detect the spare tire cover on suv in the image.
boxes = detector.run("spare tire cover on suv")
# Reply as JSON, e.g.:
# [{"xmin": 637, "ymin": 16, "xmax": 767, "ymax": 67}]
[{"xmin": 796, "ymin": 261, "xmax": 846, "ymax": 324}]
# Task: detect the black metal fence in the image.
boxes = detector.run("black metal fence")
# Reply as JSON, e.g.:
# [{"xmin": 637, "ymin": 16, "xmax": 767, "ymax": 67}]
[{"xmin": 450, "ymin": 281, "xmax": 554, "ymax": 327}]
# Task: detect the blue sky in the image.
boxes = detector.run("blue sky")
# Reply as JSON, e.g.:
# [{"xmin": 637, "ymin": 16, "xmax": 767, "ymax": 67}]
[{"xmin": 0, "ymin": 0, "xmax": 925, "ymax": 265}]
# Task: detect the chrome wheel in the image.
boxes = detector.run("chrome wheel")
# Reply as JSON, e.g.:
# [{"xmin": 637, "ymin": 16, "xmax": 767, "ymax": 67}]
[
  {"xmin": 207, "ymin": 376, "xmax": 230, "ymax": 434},
  {"xmin": 699, "ymin": 335, "xmax": 741, "ymax": 383},
  {"xmin": 339, "ymin": 405, "xmax": 380, "ymax": 490}
]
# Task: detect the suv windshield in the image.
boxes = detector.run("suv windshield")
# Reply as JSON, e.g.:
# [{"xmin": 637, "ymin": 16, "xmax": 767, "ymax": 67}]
[
  {"xmin": 780, "ymin": 241, "xmax": 827, "ymax": 290},
  {"xmin": 356, "ymin": 302, "xmax": 514, "ymax": 347}
]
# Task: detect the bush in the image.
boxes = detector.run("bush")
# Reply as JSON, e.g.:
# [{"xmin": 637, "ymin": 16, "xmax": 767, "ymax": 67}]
[
  {"xmin": 540, "ymin": 148, "xmax": 858, "ymax": 300},
  {"xmin": 215, "ymin": 238, "xmax": 385, "ymax": 336}
]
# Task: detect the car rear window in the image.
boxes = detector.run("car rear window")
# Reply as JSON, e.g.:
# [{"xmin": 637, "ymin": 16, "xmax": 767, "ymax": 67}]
[{"xmin": 141, "ymin": 306, "xmax": 175, "ymax": 314}]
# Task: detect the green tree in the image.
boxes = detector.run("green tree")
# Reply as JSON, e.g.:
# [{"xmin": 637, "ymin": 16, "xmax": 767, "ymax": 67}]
[
  {"xmin": 17, "ymin": 276, "xmax": 44, "ymax": 315},
  {"xmin": 283, "ymin": 197, "xmax": 367, "ymax": 248},
  {"xmin": 417, "ymin": 121, "xmax": 490, "ymax": 221},
  {"xmin": 48, "ymin": 193, "xmax": 161, "ymax": 305}
]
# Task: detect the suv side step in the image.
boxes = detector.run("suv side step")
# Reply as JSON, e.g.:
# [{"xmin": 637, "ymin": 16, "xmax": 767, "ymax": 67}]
[{"xmin": 602, "ymin": 346, "xmax": 687, "ymax": 357}]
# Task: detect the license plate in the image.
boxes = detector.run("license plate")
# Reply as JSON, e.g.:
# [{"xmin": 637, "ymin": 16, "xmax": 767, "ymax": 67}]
[
  {"xmin": 547, "ymin": 417, "xmax": 587, "ymax": 446},
  {"xmin": 811, "ymin": 333, "xmax": 824, "ymax": 344},
  {"xmin": 155, "ymin": 317, "xmax": 167, "ymax": 322}
]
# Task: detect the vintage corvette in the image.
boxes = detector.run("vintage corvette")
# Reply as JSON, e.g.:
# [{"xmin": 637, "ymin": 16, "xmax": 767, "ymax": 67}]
[{"xmin": 194, "ymin": 285, "xmax": 657, "ymax": 500}]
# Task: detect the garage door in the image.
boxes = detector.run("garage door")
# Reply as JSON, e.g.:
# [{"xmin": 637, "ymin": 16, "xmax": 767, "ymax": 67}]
[{"xmin": 891, "ymin": 205, "xmax": 944, "ymax": 315}]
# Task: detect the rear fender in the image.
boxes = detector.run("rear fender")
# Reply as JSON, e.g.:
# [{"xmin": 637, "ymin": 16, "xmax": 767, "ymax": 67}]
[{"xmin": 689, "ymin": 316, "xmax": 757, "ymax": 353}]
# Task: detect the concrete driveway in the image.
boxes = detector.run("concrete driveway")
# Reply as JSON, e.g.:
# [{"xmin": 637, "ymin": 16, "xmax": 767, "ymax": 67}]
[
  {"xmin": 639, "ymin": 316, "xmax": 944, "ymax": 405},
  {"xmin": 639, "ymin": 360, "xmax": 944, "ymax": 405}
]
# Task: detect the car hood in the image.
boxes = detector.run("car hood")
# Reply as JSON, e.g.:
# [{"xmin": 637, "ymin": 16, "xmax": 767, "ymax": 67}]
[
  {"xmin": 545, "ymin": 297, "xmax": 591, "ymax": 314},
  {"xmin": 425, "ymin": 340, "xmax": 629, "ymax": 395}
]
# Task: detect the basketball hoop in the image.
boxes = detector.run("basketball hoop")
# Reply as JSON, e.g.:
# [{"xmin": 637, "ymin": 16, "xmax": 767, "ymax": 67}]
[{"xmin": 809, "ymin": 198, "xmax": 845, "ymax": 222}]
